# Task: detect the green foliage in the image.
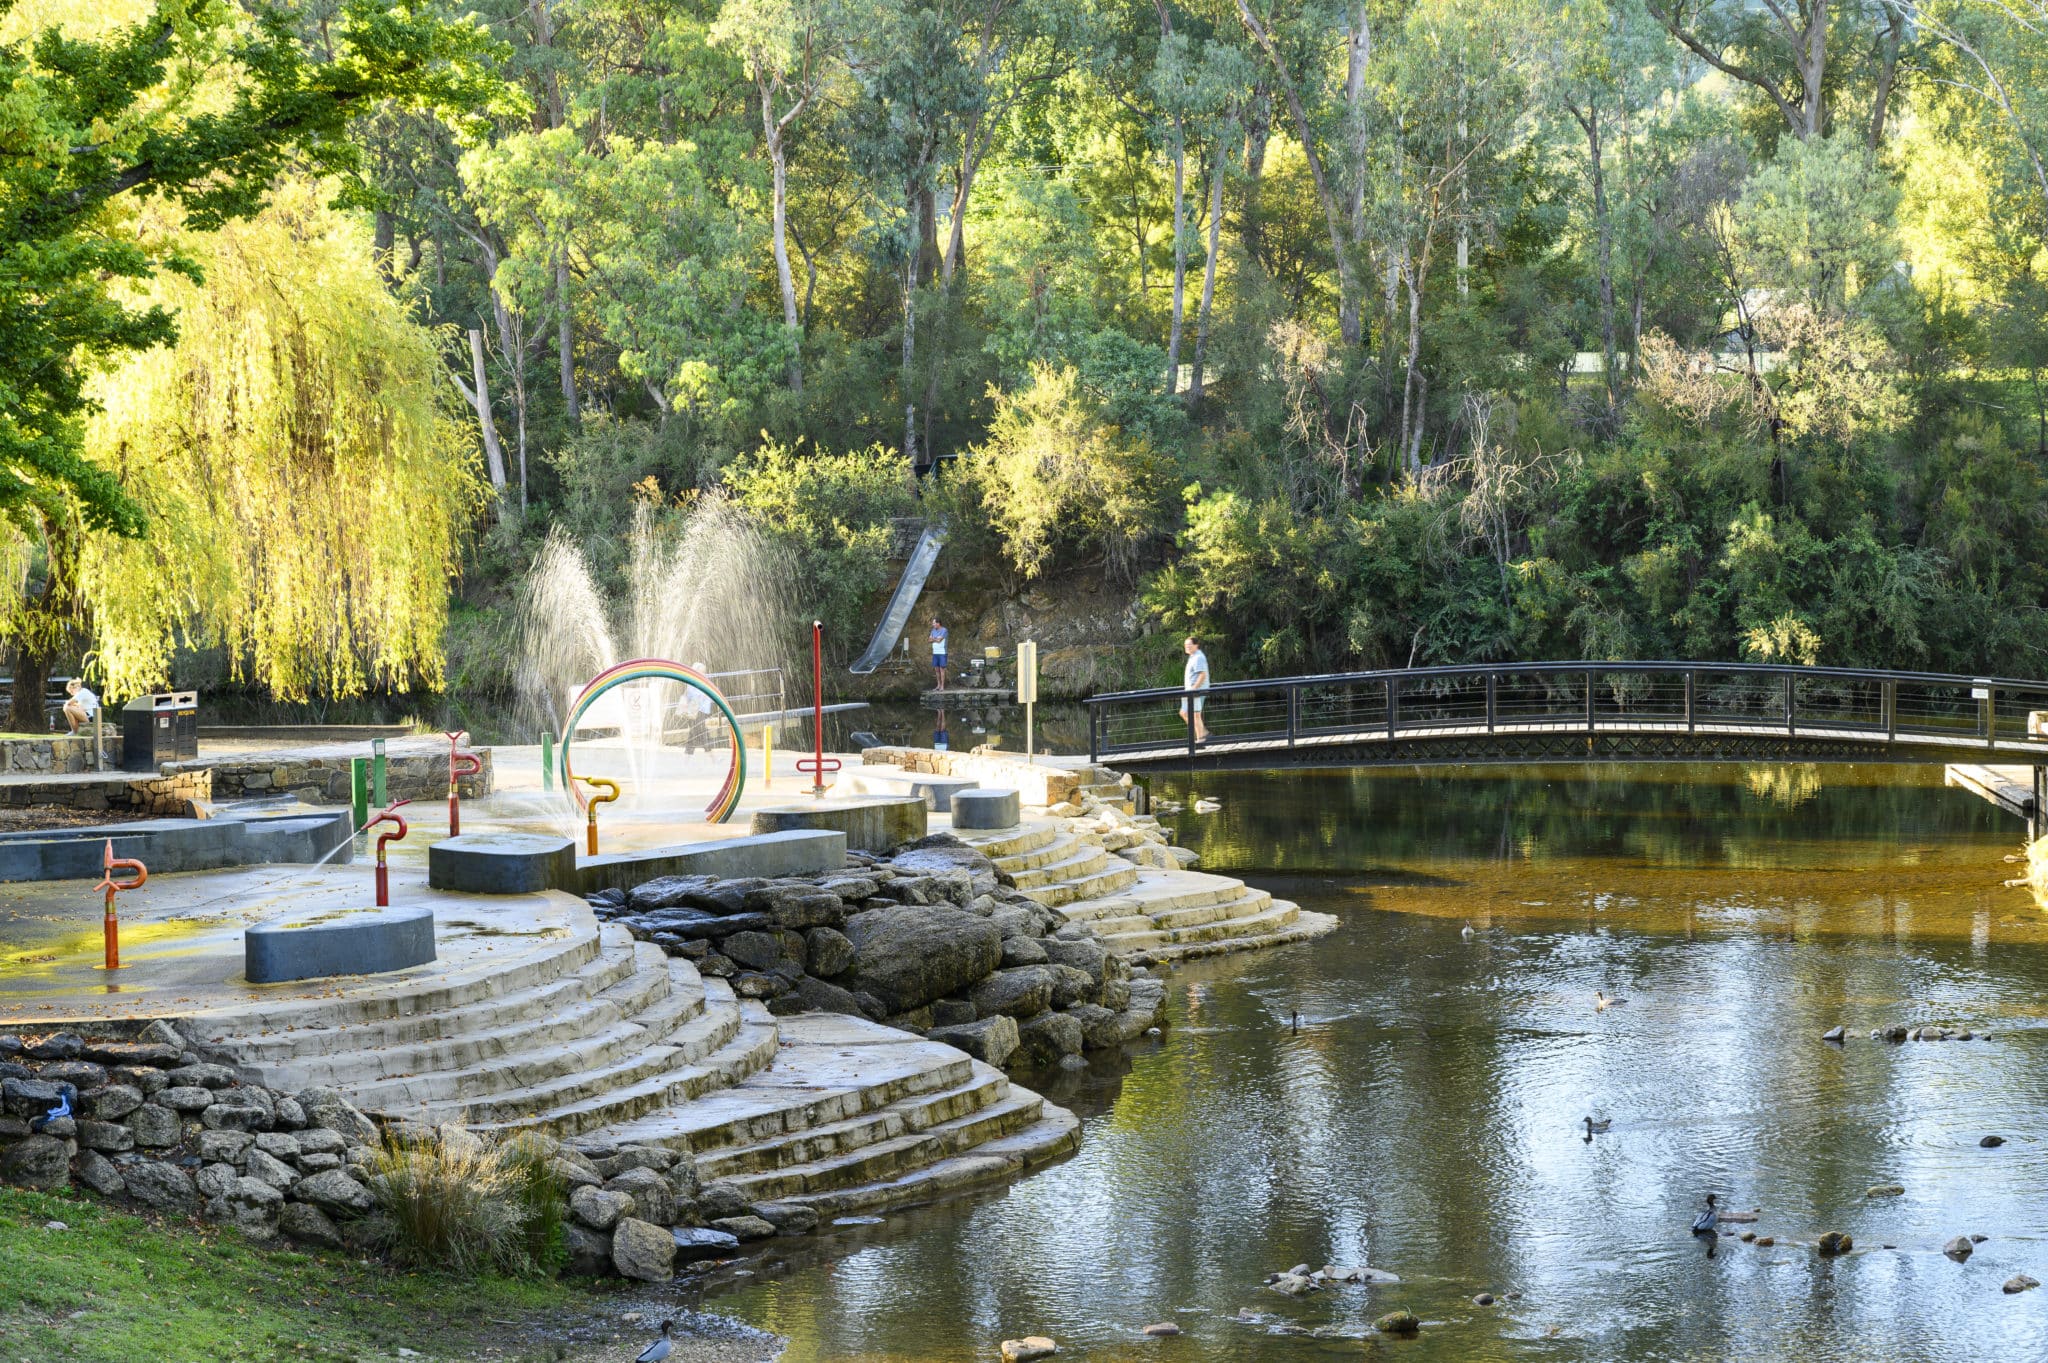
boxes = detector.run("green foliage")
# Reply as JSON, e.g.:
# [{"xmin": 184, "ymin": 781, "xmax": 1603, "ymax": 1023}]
[
  {"xmin": 723, "ymin": 437, "xmax": 915, "ymax": 644},
  {"xmin": 363, "ymin": 1130, "xmax": 563, "ymax": 1276}
]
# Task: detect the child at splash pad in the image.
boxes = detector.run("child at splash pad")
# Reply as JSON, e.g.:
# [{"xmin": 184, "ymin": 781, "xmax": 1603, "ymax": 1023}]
[{"xmin": 677, "ymin": 662, "xmax": 714, "ymax": 752}]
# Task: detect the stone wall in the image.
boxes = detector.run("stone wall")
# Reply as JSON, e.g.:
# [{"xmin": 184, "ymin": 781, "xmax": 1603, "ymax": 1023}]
[
  {"xmin": 166, "ymin": 745, "xmax": 493, "ymax": 805},
  {"xmin": 860, "ymin": 747, "xmax": 1083, "ymax": 808},
  {"xmin": 0, "ymin": 733, "xmax": 124, "ymax": 774},
  {"xmin": 0, "ymin": 770, "xmax": 210, "ymax": 817}
]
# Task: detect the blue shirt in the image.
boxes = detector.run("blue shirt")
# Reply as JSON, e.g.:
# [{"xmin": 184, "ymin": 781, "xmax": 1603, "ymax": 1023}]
[{"xmin": 930, "ymin": 625, "xmax": 948, "ymax": 656}]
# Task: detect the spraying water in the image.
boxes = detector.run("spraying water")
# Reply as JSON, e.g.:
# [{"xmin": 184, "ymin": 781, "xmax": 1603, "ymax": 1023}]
[{"xmin": 514, "ymin": 497, "xmax": 798, "ymax": 821}]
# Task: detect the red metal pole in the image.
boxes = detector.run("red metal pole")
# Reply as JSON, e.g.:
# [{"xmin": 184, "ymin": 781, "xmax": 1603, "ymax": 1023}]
[
  {"xmin": 445, "ymin": 731, "xmax": 480, "ymax": 836},
  {"xmin": 365, "ymin": 800, "xmax": 412, "ymax": 908},
  {"xmin": 812, "ymin": 620, "xmax": 825, "ymax": 797},
  {"xmin": 96, "ymin": 840, "xmax": 147, "ymax": 971}
]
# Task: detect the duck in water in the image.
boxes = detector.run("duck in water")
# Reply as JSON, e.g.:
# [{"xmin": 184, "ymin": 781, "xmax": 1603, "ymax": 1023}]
[
  {"xmin": 1595, "ymin": 991, "xmax": 1628, "ymax": 1011},
  {"xmin": 1691, "ymin": 1194, "xmax": 1719, "ymax": 1235},
  {"xmin": 1460, "ymin": 922, "xmax": 1475, "ymax": 942},
  {"xmin": 1583, "ymin": 1116, "xmax": 1611, "ymax": 1138}
]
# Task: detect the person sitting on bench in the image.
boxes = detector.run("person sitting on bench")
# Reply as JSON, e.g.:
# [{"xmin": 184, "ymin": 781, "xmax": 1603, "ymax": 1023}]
[{"xmin": 62, "ymin": 679, "xmax": 98, "ymax": 734}]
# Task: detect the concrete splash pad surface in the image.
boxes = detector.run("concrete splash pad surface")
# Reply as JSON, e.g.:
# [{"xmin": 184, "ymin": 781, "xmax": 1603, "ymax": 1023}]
[{"xmin": 0, "ymin": 860, "xmax": 581, "ymax": 1027}]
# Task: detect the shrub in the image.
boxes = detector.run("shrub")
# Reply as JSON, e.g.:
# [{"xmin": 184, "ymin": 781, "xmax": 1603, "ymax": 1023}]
[{"xmin": 363, "ymin": 1131, "xmax": 559, "ymax": 1276}]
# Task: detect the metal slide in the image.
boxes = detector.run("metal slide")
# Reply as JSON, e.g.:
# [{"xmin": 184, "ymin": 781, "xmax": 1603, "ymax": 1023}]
[{"xmin": 849, "ymin": 524, "xmax": 946, "ymax": 674}]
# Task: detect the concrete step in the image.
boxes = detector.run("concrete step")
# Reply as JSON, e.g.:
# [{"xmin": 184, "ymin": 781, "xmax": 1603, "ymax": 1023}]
[
  {"xmin": 186, "ymin": 918, "xmax": 606, "ymax": 1046},
  {"xmin": 463, "ymin": 991, "xmax": 771, "ymax": 1135},
  {"xmin": 956, "ymin": 823, "xmax": 1062, "ymax": 862},
  {"xmin": 1094, "ymin": 928, "xmax": 1173, "ymax": 953},
  {"xmin": 1162, "ymin": 900, "xmax": 1300, "ymax": 944},
  {"xmin": 694, "ymin": 1067, "xmax": 1012, "ymax": 1184},
  {"xmin": 338, "ymin": 955, "xmax": 706, "ymax": 1113},
  {"xmin": 1151, "ymin": 890, "xmax": 1274, "ymax": 932},
  {"xmin": 1140, "ymin": 910, "xmax": 1339, "ymax": 963},
  {"xmin": 720, "ymin": 1084, "xmax": 1046, "ymax": 1203},
  {"xmin": 1021, "ymin": 863, "xmax": 1140, "ymax": 908},
  {"xmin": 990, "ymin": 830, "xmax": 1093, "ymax": 876},
  {"xmin": 1078, "ymin": 913, "xmax": 1158, "ymax": 937},
  {"xmin": 1120, "ymin": 871, "xmax": 1257, "ymax": 915},
  {"xmin": 1055, "ymin": 896, "xmax": 1141, "ymax": 925},
  {"xmin": 224, "ymin": 925, "xmax": 644, "ymax": 1068},
  {"xmin": 774, "ymin": 1103, "xmax": 1082, "ymax": 1217},
  {"xmin": 1005, "ymin": 844, "xmax": 1111, "ymax": 890},
  {"xmin": 591, "ymin": 1014, "xmax": 978, "ymax": 1159}
]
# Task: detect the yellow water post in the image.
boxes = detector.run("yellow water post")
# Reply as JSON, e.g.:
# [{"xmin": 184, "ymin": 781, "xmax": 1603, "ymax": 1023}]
[
  {"xmin": 578, "ymin": 776, "xmax": 620, "ymax": 855},
  {"xmin": 762, "ymin": 724, "xmax": 774, "ymax": 788}
]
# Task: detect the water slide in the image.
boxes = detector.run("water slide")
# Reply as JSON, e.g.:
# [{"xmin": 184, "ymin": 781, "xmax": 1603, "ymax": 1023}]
[{"xmin": 849, "ymin": 523, "xmax": 946, "ymax": 674}]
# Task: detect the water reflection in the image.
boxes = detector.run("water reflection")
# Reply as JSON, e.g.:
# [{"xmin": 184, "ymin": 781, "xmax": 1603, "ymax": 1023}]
[{"xmin": 702, "ymin": 764, "xmax": 2048, "ymax": 1362}]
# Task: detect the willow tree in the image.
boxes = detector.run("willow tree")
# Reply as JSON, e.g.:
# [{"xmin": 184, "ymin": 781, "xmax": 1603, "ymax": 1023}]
[{"xmin": 77, "ymin": 184, "xmax": 481, "ymax": 701}]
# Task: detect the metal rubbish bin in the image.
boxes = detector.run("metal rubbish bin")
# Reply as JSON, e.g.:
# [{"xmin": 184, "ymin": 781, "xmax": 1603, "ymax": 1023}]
[{"xmin": 121, "ymin": 691, "xmax": 198, "ymax": 770}]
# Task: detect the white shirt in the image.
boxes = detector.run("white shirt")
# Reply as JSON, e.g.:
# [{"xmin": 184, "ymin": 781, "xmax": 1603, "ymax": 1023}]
[
  {"xmin": 1183, "ymin": 650, "xmax": 1209, "ymax": 691},
  {"xmin": 70, "ymin": 687, "xmax": 98, "ymax": 716}
]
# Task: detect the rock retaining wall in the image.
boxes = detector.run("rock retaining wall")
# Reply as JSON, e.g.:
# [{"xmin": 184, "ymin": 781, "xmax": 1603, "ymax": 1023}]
[
  {"xmin": 165, "ymin": 745, "xmax": 493, "ymax": 804},
  {"xmin": 0, "ymin": 734, "xmax": 123, "ymax": 774},
  {"xmin": 0, "ymin": 769, "xmax": 210, "ymax": 817}
]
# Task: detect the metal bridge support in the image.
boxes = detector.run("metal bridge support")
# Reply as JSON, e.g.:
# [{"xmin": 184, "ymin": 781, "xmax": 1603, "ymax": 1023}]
[{"xmin": 2034, "ymin": 766, "xmax": 2047, "ymax": 842}]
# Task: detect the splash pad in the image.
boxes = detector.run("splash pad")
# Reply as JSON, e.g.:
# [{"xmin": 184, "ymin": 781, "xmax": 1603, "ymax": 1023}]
[{"xmin": 559, "ymin": 659, "xmax": 748, "ymax": 823}]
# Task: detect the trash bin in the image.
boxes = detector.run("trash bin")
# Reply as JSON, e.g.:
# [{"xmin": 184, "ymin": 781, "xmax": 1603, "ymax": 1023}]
[{"xmin": 121, "ymin": 691, "xmax": 198, "ymax": 770}]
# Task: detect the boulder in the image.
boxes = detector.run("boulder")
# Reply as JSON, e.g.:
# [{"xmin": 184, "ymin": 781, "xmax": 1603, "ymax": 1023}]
[
  {"xmin": 999, "ymin": 1337, "xmax": 1058, "ymax": 1362},
  {"xmin": 709, "ymin": 1214, "xmax": 778, "ymax": 1241},
  {"xmin": 842, "ymin": 904, "xmax": 1003, "ymax": 1014},
  {"xmin": 611, "ymin": 1216, "xmax": 677, "ymax": 1282},
  {"xmin": 155, "ymin": 1086, "xmax": 214, "ymax": 1113},
  {"xmin": 804, "ymin": 927, "xmax": 856, "ymax": 978},
  {"xmin": 254, "ymin": 1131, "xmax": 301, "ymax": 1160},
  {"xmin": 297, "ymin": 1128, "xmax": 347, "ymax": 1157},
  {"xmin": 696, "ymin": 1181, "xmax": 750, "ymax": 1221},
  {"xmin": 750, "ymin": 1201, "xmax": 820, "ymax": 1235},
  {"xmin": 244, "ymin": 1148, "xmax": 298, "ymax": 1191},
  {"xmin": 74, "ymin": 1150, "xmax": 126, "ymax": 1196},
  {"xmin": 564, "ymin": 1224, "xmax": 614, "ymax": 1276},
  {"xmin": 889, "ymin": 837, "xmax": 1001, "ymax": 899},
  {"xmin": 591, "ymin": 1144, "xmax": 676, "ymax": 1180},
  {"xmin": 279, "ymin": 1201, "xmax": 345, "ymax": 1249},
  {"xmin": 198, "ymin": 1130, "xmax": 254, "ymax": 1163},
  {"xmin": 40, "ymin": 1061, "xmax": 108, "ymax": 1090},
  {"xmin": 571, "ymin": 1185, "xmax": 635, "ymax": 1231},
  {"xmin": 1866, "ymin": 1183, "xmax": 1904, "ymax": 1198},
  {"xmin": 929, "ymin": 1016, "xmax": 1021, "ymax": 1068},
  {"xmin": 1017, "ymin": 1011, "xmax": 1084, "ymax": 1066},
  {"xmin": 76, "ymin": 1119, "xmax": 135, "ymax": 1153},
  {"xmin": 163, "ymin": 1063, "xmax": 236, "ymax": 1089},
  {"xmin": 605, "ymin": 1167, "xmax": 675, "ymax": 1226},
  {"xmin": 971, "ymin": 967, "xmax": 1056, "ymax": 1020},
  {"xmin": 124, "ymin": 1160, "xmax": 199, "ymax": 1211},
  {"xmin": 1816, "ymin": 1231, "xmax": 1853, "ymax": 1256},
  {"xmin": 2007, "ymin": 1274, "xmax": 2041, "ymax": 1294},
  {"xmin": 723, "ymin": 930, "xmax": 789, "ymax": 972},
  {"xmin": 1375, "ymin": 1311, "xmax": 1422, "ymax": 1336},
  {"xmin": 82, "ymin": 1085, "xmax": 144, "ymax": 1121},
  {"xmin": 1944, "ymin": 1236, "xmax": 1974, "ymax": 1261},
  {"xmin": 23, "ymin": 1033, "xmax": 84, "ymax": 1061},
  {"xmin": 197, "ymin": 1163, "xmax": 238, "ymax": 1199},
  {"xmin": 294, "ymin": 1088, "xmax": 380, "ymax": 1144},
  {"xmin": 294, "ymin": 1169, "xmax": 375, "ymax": 1217},
  {"xmin": 1, "ymin": 1077, "xmax": 64, "ymax": 1119},
  {"xmin": 1039, "ymin": 938, "xmax": 1108, "ymax": 984},
  {"xmin": 1063, "ymin": 1003, "xmax": 1126, "ymax": 1051},
  {"xmin": 1000, "ymin": 938, "xmax": 1049, "ymax": 967},
  {"xmin": 743, "ymin": 884, "xmax": 846, "ymax": 930},
  {"xmin": 671, "ymin": 1226, "xmax": 742, "ymax": 1262},
  {"xmin": 124, "ymin": 1103, "xmax": 182, "ymax": 1148},
  {"xmin": 1045, "ymin": 965, "xmax": 1095, "ymax": 1009},
  {"xmin": 226, "ymin": 1176, "xmax": 284, "ymax": 1237},
  {"xmin": 789, "ymin": 976, "xmax": 866, "ymax": 1016},
  {"xmin": 0, "ymin": 1134, "xmax": 71, "ymax": 1190}
]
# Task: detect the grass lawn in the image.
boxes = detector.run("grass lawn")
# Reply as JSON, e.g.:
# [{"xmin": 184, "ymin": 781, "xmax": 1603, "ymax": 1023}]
[{"xmin": 0, "ymin": 1186, "xmax": 594, "ymax": 1362}]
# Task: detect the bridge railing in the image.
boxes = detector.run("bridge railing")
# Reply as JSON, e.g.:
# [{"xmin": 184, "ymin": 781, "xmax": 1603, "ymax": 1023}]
[{"xmin": 1084, "ymin": 661, "xmax": 2048, "ymax": 763}]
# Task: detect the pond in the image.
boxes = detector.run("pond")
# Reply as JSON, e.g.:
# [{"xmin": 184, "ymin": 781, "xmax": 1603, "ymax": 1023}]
[{"xmin": 691, "ymin": 761, "xmax": 2048, "ymax": 1362}]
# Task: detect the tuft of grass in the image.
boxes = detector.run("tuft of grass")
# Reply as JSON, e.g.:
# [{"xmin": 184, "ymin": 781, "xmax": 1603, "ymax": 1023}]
[
  {"xmin": 363, "ymin": 1131, "xmax": 564, "ymax": 1275},
  {"xmin": 0, "ymin": 1184, "xmax": 570, "ymax": 1363}
]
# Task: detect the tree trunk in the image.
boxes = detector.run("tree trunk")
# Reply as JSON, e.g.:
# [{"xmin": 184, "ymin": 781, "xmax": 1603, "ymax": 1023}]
[
  {"xmin": 1240, "ymin": 85, "xmax": 1271, "ymax": 266},
  {"xmin": 10, "ymin": 506, "xmax": 81, "ymax": 734},
  {"xmin": 902, "ymin": 193, "xmax": 922, "ymax": 469},
  {"xmin": 1868, "ymin": 6, "xmax": 1904, "ymax": 148},
  {"xmin": 766, "ymin": 100, "xmax": 804, "ymax": 393},
  {"xmin": 373, "ymin": 211, "xmax": 397, "ymax": 285},
  {"xmin": 1189, "ymin": 132, "xmax": 1227, "ymax": 406},
  {"xmin": 1165, "ymin": 116, "xmax": 1188, "ymax": 395},
  {"xmin": 1343, "ymin": 1, "xmax": 1370, "ymax": 345},
  {"xmin": 555, "ymin": 255, "xmax": 580, "ymax": 424},
  {"xmin": 453, "ymin": 327, "xmax": 509, "ymax": 494},
  {"xmin": 1800, "ymin": 0, "xmax": 1826, "ymax": 140},
  {"xmin": 1400, "ymin": 241, "xmax": 1432, "ymax": 470},
  {"xmin": 1577, "ymin": 106, "xmax": 1619, "ymax": 409}
]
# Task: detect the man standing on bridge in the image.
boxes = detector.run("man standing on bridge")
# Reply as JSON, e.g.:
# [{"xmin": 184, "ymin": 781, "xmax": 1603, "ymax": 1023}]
[{"xmin": 1181, "ymin": 636, "xmax": 1210, "ymax": 743}]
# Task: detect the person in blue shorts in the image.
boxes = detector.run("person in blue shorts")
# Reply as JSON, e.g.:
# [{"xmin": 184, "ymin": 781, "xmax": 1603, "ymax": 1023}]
[
  {"xmin": 929, "ymin": 616, "xmax": 948, "ymax": 691},
  {"xmin": 1181, "ymin": 635, "xmax": 1210, "ymax": 742}
]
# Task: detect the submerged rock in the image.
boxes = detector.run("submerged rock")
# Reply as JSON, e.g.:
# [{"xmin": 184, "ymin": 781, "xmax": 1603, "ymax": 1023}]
[
  {"xmin": 1822, "ymin": 1026, "xmax": 1845, "ymax": 1042},
  {"xmin": 1817, "ymin": 1232, "xmax": 1853, "ymax": 1256},
  {"xmin": 1375, "ymin": 1310, "xmax": 1422, "ymax": 1336},
  {"xmin": 1945, "ymin": 1236, "xmax": 1975, "ymax": 1261},
  {"xmin": 999, "ymin": 1336, "xmax": 1058, "ymax": 1362},
  {"xmin": 1981, "ymin": 1135, "xmax": 2006, "ymax": 1148},
  {"xmin": 2006, "ymin": 1274, "xmax": 2040, "ymax": 1295},
  {"xmin": 1866, "ymin": 1184, "xmax": 1905, "ymax": 1198}
]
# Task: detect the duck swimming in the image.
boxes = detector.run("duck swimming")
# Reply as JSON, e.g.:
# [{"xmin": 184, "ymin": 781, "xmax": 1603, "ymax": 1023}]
[
  {"xmin": 1584, "ymin": 1116, "xmax": 1611, "ymax": 1135},
  {"xmin": 1595, "ymin": 991, "xmax": 1629, "ymax": 1011},
  {"xmin": 1691, "ymin": 1193, "xmax": 1719, "ymax": 1235}
]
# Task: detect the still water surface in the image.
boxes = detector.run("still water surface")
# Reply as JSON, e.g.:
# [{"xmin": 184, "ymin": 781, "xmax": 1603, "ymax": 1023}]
[{"xmin": 701, "ymin": 763, "xmax": 2048, "ymax": 1361}]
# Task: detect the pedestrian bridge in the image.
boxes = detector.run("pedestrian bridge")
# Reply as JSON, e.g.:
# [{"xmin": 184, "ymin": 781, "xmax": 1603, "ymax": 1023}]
[{"xmin": 1083, "ymin": 662, "xmax": 2048, "ymax": 791}]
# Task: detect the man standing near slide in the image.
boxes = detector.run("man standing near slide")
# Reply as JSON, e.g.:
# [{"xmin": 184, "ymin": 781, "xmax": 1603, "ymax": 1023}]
[
  {"xmin": 929, "ymin": 616, "xmax": 948, "ymax": 692},
  {"xmin": 1180, "ymin": 636, "xmax": 1210, "ymax": 743}
]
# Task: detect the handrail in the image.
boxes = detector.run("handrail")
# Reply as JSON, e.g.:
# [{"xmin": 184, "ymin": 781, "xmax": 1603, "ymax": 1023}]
[{"xmin": 1082, "ymin": 660, "xmax": 2048, "ymax": 765}]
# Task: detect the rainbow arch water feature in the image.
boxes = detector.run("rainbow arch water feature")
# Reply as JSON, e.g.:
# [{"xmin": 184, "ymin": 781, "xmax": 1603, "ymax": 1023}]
[{"xmin": 559, "ymin": 658, "xmax": 747, "ymax": 823}]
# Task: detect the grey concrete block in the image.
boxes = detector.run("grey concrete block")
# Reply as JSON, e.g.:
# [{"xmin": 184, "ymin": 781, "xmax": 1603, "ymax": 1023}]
[
  {"xmin": 0, "ymin": 810, "xmax": 352, "ymax": 883},
  {"xmin": 576, "ymin": 830, "xmax": 847, "ymax": 895},
  {"xmin": 838, "ymin": 768, "xmax": 979, "ymax": 812},
  {"xmin": 245, "ymin": 906, "xmax": 436, "ymax": 984},
  {"xmin": 751, "ymin": 798, "xmax": 928, "ymax": 854},
  {"xmin": 951, "ymin": 788, "xmax": 1020, "ymax": 829},
  {"xmin": 428, "ymin": 833, "xmax": 579, "ymax": 894}
]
